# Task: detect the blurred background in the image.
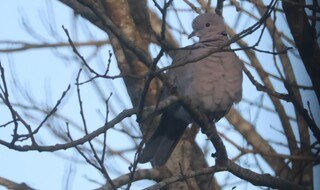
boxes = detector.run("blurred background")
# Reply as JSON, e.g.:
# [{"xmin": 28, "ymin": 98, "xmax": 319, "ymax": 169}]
[{"xmin": 0, "ymin": 0, "xmax": 319, "ymax": 189}]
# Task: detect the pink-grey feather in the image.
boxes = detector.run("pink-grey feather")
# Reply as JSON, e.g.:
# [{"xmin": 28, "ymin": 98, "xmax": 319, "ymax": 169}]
[{"xmin": 139, "ymin": 13, "xmax": 243, "ymax": 166}]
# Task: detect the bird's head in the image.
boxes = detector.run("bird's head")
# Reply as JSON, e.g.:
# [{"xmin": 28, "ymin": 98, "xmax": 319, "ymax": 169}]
[{"xmin": 188, "ymin": 13, "xmax": 227, "ymax": 41}]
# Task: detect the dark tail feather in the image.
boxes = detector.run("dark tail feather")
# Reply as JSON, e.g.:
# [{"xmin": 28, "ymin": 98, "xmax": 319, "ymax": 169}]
[
  {"xmin": 138, "ymin": 115, "xmax": 169, "ymax": 163},
  {"xmin": 139, "ymin": 112, "xmax": 188, "ymax": 165}
]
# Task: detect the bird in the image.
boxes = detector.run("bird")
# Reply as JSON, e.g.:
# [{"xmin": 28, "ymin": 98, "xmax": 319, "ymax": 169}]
[{"xmin": 138, "ymin": 13, "xmax": 243, "ymax": 166}]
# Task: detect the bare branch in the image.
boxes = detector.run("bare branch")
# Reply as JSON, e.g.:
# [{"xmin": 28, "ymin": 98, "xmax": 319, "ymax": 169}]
[
  {"xmin": 0, "ymin": 176, "xmax": 34, "ymax": 190},
  {"xmin": 0, "ymin": 40, "xmax": 109, "ymax": 53}
]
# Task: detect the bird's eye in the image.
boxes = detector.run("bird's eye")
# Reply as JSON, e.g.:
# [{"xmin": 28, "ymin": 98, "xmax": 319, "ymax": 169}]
[{"xmin": 205, "ymin": 23, "xmax": 210, "ymax": 27}]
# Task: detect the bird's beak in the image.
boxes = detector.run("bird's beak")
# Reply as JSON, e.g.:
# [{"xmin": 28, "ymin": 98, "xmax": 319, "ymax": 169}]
[{"xmin": 188, "ymin": 30, "xmax": 197, "ymax": 39}]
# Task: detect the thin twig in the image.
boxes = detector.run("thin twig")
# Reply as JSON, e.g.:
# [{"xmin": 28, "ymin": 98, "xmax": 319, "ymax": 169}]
[
  {"xmin": 32, "ymin": 84, "xmax": 71, "ymax": 135},
  {"xmin": 242, "ymin": 63, "xmax": 291, "ymax": 101}
]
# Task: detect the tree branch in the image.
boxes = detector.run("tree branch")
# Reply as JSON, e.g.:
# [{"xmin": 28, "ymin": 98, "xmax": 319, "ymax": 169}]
[{"xmin": 282, "ymin": 0, "xmax": 320, "ymax": 103}]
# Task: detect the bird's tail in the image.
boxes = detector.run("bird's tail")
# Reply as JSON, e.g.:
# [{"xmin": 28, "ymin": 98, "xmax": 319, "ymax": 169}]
[{"xmin": 139, "ymin": 112, "xmax": 188, "ymax": 166}]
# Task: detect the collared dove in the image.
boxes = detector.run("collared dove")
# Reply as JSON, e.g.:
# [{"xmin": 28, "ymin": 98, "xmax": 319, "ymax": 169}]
[{"xmin": 139, "ymin": 13, "xmax": 243, "ymax": 166}]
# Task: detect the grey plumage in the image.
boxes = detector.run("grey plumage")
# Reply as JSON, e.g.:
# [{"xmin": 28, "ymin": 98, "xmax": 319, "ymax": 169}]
[{"xmin": 139, "ymin": 13, "xmax": 243, "ymax": 166}]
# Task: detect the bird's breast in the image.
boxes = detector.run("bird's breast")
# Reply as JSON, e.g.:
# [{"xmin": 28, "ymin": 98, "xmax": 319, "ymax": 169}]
[{"xmin": 174, "ymin": 51, "xmax": 242, "ymax": 113}]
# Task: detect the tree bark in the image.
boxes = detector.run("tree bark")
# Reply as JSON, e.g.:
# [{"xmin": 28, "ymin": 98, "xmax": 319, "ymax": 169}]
[{"xmin": 283, "ymin": 0, "xmax": 320, "ymax": 103}]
